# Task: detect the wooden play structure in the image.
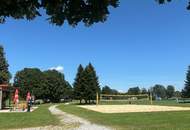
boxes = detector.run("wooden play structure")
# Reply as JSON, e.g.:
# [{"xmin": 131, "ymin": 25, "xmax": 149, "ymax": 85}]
[
  {"xmin": 0, "ymin": 84, "xmax": 8, "ymax": 110},
  {"xmin": 0, "ymin": 84, "xmax": 32, "ymax": 112}
]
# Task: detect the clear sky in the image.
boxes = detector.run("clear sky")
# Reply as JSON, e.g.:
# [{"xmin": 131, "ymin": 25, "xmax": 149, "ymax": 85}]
[{"xmin": 0, "ymin": 1, "xmax": 189, "ymax": 91}]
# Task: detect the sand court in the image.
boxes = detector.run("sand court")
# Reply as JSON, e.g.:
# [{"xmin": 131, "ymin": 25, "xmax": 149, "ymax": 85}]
[{"xmin": 78, "ymin": 105, "xmax": 190, "ymax": 113}]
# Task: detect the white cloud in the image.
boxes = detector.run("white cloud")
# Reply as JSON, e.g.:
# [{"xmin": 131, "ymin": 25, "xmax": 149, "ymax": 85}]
[
  {"xmin": 49, "ymin": 66, "xmax": 64, "ymax": 72},
  {"xmin": 118, "ymin": 90, "xmax": 127, "ymax": 93}
]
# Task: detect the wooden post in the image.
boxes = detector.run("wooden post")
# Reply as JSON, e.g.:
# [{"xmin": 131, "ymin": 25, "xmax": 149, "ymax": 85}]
[
  {"xmin": 150, "ymin": 94, "xmax": 153, "ymax": 105},
  {"xmin": 96, "ymin": 92, "xmax": 99, "ymax": 105},
  {"xmin": 0, "ymin": 88, "xmax": 2, "ymax": 110}
]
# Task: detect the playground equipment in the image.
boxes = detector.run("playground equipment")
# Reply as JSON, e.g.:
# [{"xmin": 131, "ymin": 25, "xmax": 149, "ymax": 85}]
[
  {"xmin": 0, "ymin": 84, "xmax": 8, "ymax": 110},
  {"xmin": 11, "ymin": 89, "xmax": 32, "ymax": 112}
]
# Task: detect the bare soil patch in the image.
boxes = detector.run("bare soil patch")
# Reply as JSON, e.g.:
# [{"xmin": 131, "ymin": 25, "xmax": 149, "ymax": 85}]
[{"xmin": 79, "ymin": 105, "xmax": 190, "ymax": 113}]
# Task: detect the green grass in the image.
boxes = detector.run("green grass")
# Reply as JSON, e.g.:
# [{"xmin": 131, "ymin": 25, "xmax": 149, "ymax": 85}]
[
  {"xmin": 0, "ymin": 104, "xmax": 59, "ymax": 130},
  {"xmin": 58, "ymin": 101, "xmax": 190, "ymax": 130}
]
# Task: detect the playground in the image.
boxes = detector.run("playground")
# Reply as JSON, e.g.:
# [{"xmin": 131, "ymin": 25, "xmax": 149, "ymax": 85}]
[{"xmin": 0, "ymin": 84, "xmax": 35, "ymax": 113}]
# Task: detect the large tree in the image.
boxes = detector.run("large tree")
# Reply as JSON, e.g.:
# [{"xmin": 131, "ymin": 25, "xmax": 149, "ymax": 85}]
[
  {"xmin": 14, "ymin": 68, "xmax": 45, "ymax": 99},
  {"xmin": 127, "ymin": 87, "xmax": 140, "ymax": 95},
  {"xmin": 182, "ymin": 66, "xmax": 190, "ymax": 98},
  {"xmin": 43, "ymin": 70, "xmax": 70, "ymax": 102},
  {"xmin": 152, "ymin": 84, "xmax": 166, "ymax": 99},
  {"xmin": 166, "ymin": 85, "xmax": 175, "ymax": 98},
  {"xmin": 0, "ymin": 45, "xmax": 11, "ymax": 84},
  {"xmin": 0, "ymin": 0, "xmax": 119, "ymax": 26},
  {"xmin": 141, "ymin": 88, "xmax": 148, "ymax": 94},
  {"xmin": 102, "ymin": 85, "xmax": 118, "ymax": 95},
  {"xmin": 102, "ymin": 86, "xmax": 112, "ymax": 94}
]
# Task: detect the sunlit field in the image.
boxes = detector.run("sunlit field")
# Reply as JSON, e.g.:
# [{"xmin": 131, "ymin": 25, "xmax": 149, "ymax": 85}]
[{"xmin": 58, "ymin": 100, "xmax": 190, "ymax": 130}]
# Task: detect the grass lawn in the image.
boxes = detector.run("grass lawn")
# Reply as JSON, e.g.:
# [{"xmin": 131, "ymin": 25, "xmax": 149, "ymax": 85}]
[
  {"xmin": 0, "ymin": 104, "xmax": 59, "ymax": 130},
  {"xmin": 58, "ymin": 101, "xmax": 190, "ymax": 130}
]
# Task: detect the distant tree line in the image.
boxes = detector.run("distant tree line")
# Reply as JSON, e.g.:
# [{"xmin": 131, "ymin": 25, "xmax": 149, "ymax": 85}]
[
  {"xmin": 101, "ymin": 86, "xmax": 119, "ymax": 95},
  {"xmin": 101, "ymin": 85, "xmax": 178, "ymax": 100},
  {"xmin": 1, "ymin": 45, "xmax": 190, "ymax": 104}
]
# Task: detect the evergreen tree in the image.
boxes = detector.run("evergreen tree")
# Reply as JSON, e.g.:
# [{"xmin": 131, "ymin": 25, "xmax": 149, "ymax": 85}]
[
  {"xmin": 83, "ymin": 63, "xmax": 100, "ymax": 104},
  {"xmin": 73, "ymin": 64, "xmax": 85, "ymax": 104},
  {"xmin": 182, "ymin": 66, "xmax": 190, "ymax": 98},
  {"xmin": 0, "ymin": 45, "xmax": 11, "ymax": 84},
  {"xmin": 73, "ymin": 63, "xmax": 100, "ymax": 104}
]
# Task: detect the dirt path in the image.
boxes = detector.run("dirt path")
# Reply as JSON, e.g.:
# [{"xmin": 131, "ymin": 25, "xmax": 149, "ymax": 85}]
[
  {"xmin": 12, "ymin": 105, "xmax": 113, "ymax": 130},
  {"xmin": 49, "ymin": 105, "xmax": 113, "ymax": 130}
]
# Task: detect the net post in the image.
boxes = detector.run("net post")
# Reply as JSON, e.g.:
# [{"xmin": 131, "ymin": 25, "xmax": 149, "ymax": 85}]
[
  {"xmin": 96, "ymin": 92, "xmax": 99, "ymax": 105},
  {"xmin": 150, "ymin": 93, "xmax": 153, "ymax": 105}
]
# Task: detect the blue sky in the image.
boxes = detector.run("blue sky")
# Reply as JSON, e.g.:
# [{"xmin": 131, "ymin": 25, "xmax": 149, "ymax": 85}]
[{"xmin": 0, "ymin": 1, "xmax": 189, "ymax": 91}]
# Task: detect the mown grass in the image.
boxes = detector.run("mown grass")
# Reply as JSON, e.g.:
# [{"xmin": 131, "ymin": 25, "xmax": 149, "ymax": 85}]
[
  {"xmin": 58, "ymin": 101, "xmax": 190, "ymax": 130},
  {"xmin": 0, "ymin": 104, "xmax": 59, "ymax": 130}
]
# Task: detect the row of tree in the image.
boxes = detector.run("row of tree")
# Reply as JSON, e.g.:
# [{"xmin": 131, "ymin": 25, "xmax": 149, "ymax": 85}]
[
  {"xmin": 101, "ymin": 85, "xmax": 178, "ymax": 99},
  {"xmin": 1, "ymin": 44, "xmax": 190, "ymax": 103}
]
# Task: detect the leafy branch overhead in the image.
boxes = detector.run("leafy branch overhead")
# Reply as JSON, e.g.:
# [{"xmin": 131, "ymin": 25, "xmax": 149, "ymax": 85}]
[
  {"xmin": 157, "ymin": 0, "xmax": 190, "ymax": 9},
  {"xmin": 0, "ymin": 0, "xmax": 189, "ymax": 26},
  {"xmin": 0, "ymin": 0, "xmax": 119, "ymax": 26}
]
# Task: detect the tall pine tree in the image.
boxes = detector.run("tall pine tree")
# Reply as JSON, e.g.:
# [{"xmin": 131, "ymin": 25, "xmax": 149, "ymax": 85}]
[
  {"xmin": 73, "ymin": 63, "xmax": 100, "ymax": 104},
  {"xmin": 84, "ymin": 63, "xmax": 100, "ymax": 104},
  {"xmin": 73, "ymin": 64, "xmax": 85, "ymax": 104},
  {"xmin": 182, "ymin": 66, "xmax": 190, "ymax": 98},
  {"xmin": 0, "ymin": 45, "xmax": 11, "ymax": 84}
]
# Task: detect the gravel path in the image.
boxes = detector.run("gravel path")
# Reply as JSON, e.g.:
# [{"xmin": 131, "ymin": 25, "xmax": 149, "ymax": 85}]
[
  {"xmin": 49, "ymin": 105, "xmax": 113, "ymax": 130},
  {"xmin": 11, "ymin": 105, "xmax": 113, "ymax": 130}
]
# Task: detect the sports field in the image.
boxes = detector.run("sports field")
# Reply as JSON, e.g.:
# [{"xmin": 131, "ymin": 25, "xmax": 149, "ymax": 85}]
[
  {"xmin": 58, "ymin": 100, "xmax": 190, "ymax": 130},
  {"xmin": 79, "ymin": 104, "xmax": 190, "ymax": 113}
]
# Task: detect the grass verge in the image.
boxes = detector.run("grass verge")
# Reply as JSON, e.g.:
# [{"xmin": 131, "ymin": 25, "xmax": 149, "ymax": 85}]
[{"xmin": 0, "ymin": 104, "xmax": 59, "ymax": 130}]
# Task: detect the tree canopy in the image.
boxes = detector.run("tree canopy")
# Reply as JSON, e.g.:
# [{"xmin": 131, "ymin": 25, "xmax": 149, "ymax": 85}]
[
  {"xmin": 152, "ymin": 84, "xmax": 166, "ymax": 99},
  {"xmin": 14, "ymin": 68, "xmax": 47, "ymax": 99},
  {"xmin": 102, "ymin": 85, "xmax": 118, "ymax": 95},
  {"xmin": 1, "ymin": 0, "xmax": 190, "ymax": 26},
  {"xmin": 166, "ymin": 85, "xmax": 175, "ymax": 98},
  {"xmin": 127, "ymin": 87, "xmax": 140, "ymax": 95},
  {"xmin": 14, "ymin": 68, "xmax": 72, "ymax": 102},
  {"xmin": 0, "ymin": 0, "xmax": 119, "ymax": 26}
]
